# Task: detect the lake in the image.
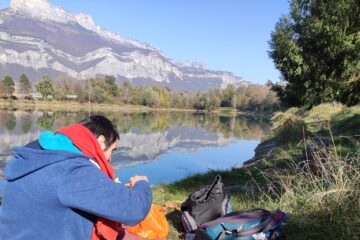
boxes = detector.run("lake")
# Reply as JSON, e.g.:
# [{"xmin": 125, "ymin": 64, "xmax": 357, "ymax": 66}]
[{"xmin": 0, "ymin": 109, "xmax": 269, "ymax": 194}]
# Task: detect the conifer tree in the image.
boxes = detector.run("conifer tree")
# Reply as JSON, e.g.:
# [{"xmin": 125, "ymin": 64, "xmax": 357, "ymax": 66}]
[
  {"xmin": 2, "ymin": 76, "xmax": 15, "ymax": 97},
  {"xmin": 19, "ymin": 74, "xmax": 32, "ymax": 96},
  {"xmin": 269, "ymin": 0, "xmax": 360, "ymax": 106}
]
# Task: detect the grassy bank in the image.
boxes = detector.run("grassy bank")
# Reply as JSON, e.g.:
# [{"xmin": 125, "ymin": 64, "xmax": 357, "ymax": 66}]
[
  {"xmin": 0, "ymin": 99, "xmax": 178, "ymax": 112},
  {"xmin": 0, "ymin": 99, "xmax": 216, "ymax": 113},
  {"xmin": 0, "ymin": 100, "xmax": 151, "ymax": 111},
  {"xmin": 152, "ymin": 103, "xmax": 360, "ymax": 239}
]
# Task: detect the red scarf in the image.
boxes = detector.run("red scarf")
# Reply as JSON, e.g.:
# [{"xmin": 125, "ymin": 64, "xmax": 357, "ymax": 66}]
[{"xmin": 57, "ymin": 124, "xmax": 121, "ymax": 240}]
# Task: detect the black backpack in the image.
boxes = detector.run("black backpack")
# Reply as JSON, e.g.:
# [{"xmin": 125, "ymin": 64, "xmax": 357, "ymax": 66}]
[{"xmin": 181, "ymin": 175, "xmax": 230, "ymax": 232}]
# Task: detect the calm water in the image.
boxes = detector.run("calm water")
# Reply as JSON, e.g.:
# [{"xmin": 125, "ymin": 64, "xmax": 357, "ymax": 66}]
[{"xmin": 0, "ymin": 110, "xmax": 269, "ymax": 194}]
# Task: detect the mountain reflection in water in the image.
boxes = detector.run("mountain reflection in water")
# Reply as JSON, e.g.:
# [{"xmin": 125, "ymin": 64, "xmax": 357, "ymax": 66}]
[{"xmin": 0, "ymin": 110, "xmax": 270, "ymax": 185}]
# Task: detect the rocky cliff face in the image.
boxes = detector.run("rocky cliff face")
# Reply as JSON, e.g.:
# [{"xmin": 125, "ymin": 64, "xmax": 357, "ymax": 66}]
[{"xmin": 0, "ymin": 0, "xmax": 246, "ymax": 92}]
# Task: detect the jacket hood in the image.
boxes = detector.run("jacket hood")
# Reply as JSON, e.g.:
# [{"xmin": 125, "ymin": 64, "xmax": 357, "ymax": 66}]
[{"xmin": 4, "ymin": 147, "xmax": 87, "ymax": 181}]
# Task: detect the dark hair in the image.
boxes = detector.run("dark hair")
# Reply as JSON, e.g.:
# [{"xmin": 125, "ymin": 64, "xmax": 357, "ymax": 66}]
[{"xmin": 79, "ymin": 115, "xmax": 119, "ymax": 149}]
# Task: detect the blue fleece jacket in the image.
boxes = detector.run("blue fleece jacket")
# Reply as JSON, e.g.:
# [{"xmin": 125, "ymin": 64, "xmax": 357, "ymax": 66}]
[{"xmin": 0, "ymin": 135, "xmax": 152, "ymax": 240}]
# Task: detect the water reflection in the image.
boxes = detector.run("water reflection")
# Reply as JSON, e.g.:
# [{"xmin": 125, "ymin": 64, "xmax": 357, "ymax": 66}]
[
  {"xmin": 1, "ymin": 112, "xmax": 16, "ymax": 132},
  {"xmin": 0, "ymin": 110, "xmax": 270, "ymax": 183},
  {"xmin": 117, "ymin": 140, "xmax": 259, "ymax": 185},
  {"xmin": 37, "ymin": 112, "xmax": 56, "ymax": 130},
  {"xmin": 112, "ymin": 127, "xmax": 239, "ymax": 168},
  {"xmin": 21, "ymin": 114, "xmax": 33, "ymax": 133}
]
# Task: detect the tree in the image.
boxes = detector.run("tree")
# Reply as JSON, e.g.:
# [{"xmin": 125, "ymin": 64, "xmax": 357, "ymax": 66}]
[
  {"xmin": 103, "ymin": 75, "xmax": 118, "ymax": 97},
  {"xmin": 0, "ymin": 80, "xmax": 5, "ymax": 97},
  {"xmin": 53, "ymin": 77, "xmax": 82, "ymax": 101},
  {"xmin": 269, "ymin": 0, "xmax": 360, "ymax": 107},
  {"xmin": 207, "ymin": 89, "xmax": 221, "ymax": 111},
  {"xmin": 264, "ymin": 89, "xmax": 280, "ymax": 110},
  {"xmin": 193, "ymin": 93, "xmax": 207, "ymax": 110},
  {"xmin": 35, "ymin": 76, "xmax": 54, "ymax": 99},
  {"xmin": 84, "ymin": 76, "xmax": 120, "ymax": 103},
  {"xmin": 222, "ymin": 84, "xmax": 236, "ymax": 107},
  {"xmin": 84, "ymin": 78, "xmax": 114, "ymax": 103},
  {"xmin": 142, "ymin": 87, "xmax": 160, "ymax": 107},
  {"xmin": 158, "ymin": 88, "xmax": 170, "ymax": 108},
  {"xmin": 74, "ymin": 81, "xmax": 85, "ymax": 102},
  {"xmin": 19, "ymin": 74, "xmax": 32, "ymax": 96},
  {"xmin": 231, "ymin": 95, "xmax": 237, "ymax": 109},
  {"xmin": 53, "ymin": 78, "xmax": 71, "ymax": 100},
  {"xmin": 247, "ymin": 84, "xmax": 268, "ymax": 108},
  {"xmin": 207, "ymin": 95, "xmax": 221, "ymax": 111},
  {"xmin": 236, "ymin": 85, "xmax": 250, "ymax": 109},
  {"xmin": 3, "ymin": 76, "xmax": 15, "ymax": 97},
  {"xmin": 118, "ymin": 82, "xmax": 132, "ymax": 104},
  {"xmin": 169, "ymin": 91, "xmax": 183, "ymax": 108}
]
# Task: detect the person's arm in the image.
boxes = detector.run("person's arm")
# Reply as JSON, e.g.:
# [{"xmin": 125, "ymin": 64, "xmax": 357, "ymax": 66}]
[{"xmin": 57, "ymin": 161, "xmax": 152, "ymax": 226}]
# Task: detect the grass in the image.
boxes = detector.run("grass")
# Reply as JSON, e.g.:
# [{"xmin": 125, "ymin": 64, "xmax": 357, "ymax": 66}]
[
  {"xmin": 257, "ymin": 140, "xmax": 360, "ymax": 240},
  {"xmin": 304, "ymin": 103, "xmax": 344, "ymax": 122},
  {"xmin": 152, "ymin": 103, "xmax": 360, "ymax": 239},
  {"xmin": 153, "ymin": 139, "xmax": 360, "ymax": 239}
]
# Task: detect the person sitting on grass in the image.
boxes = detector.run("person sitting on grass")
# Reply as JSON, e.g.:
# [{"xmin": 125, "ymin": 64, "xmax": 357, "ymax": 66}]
[{"xmin": 0, "ymin": 115, "xmax": 152, "ymax": 240}]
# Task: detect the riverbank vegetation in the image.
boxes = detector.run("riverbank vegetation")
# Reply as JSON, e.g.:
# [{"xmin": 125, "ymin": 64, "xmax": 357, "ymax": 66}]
[{"xmin": 0, "ymin": 74, "xmax": 280, "ymax": 112}]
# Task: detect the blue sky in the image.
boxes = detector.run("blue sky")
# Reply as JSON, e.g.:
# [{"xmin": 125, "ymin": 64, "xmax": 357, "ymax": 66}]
[{"xmin": 0, "ymin": 0, "xmax": 290, "ymax": 84}]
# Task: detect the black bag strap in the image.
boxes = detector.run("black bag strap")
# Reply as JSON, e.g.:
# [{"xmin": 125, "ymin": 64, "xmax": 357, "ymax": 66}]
[
  {"xmin": 223, "ymin": 208, "xmax": 270, "ymax": 217},
  {"xmin": 204, "ymin": 175, "xmax": 222, "ymax": 201}
]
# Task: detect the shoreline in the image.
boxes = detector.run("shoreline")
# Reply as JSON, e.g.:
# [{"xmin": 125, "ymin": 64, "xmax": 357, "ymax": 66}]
[
  {"xmin": 0, "ymin": 99, "xmax": 190, "ymax": 112},
  {"xmin": 242, "ymin": 139, "xmax": 279, "ymax": 166},
  {"xmin": 0, "ymin": 99, "xmax": 254, "ymax": 115}
]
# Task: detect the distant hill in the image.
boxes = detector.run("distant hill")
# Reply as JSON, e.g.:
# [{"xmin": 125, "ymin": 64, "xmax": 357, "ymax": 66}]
[{"xmin": 0, "ymin": 0, "xmax": 247, "ymax": 92}]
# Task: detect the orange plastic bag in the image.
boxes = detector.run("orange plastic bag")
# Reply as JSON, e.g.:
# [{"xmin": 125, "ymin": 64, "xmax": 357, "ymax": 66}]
[{"xmin": 126, "ymin": 204, "xmax": 169, "ymax": 239}]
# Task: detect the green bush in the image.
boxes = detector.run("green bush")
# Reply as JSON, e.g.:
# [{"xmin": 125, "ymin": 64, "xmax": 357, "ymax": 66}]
[{"xmin": 274, "ymin": 115, "xmax": 308, "ymax": 144}]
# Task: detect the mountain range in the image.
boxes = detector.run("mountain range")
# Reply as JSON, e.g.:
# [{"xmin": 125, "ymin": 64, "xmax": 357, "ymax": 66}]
[{"xmin": 0, "ymin": 0, "xmax": 246, "ymax": 92}]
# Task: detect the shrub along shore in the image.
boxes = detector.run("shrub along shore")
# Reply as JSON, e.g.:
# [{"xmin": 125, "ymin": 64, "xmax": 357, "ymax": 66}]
[{"xmin": 153, "ymin": 103, "xmax": 360, "ymax": 239}]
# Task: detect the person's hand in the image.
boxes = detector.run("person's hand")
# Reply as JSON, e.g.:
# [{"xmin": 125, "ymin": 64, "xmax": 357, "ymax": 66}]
[{"xmin": 127, "ymin": 175, "xmax": 149, "ymax": 188}]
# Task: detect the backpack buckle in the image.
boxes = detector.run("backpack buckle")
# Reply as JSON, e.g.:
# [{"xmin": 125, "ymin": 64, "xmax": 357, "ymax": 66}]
[{"xmin": 224, "ymin": 225, "xmax": 243, "ymax": 235}]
